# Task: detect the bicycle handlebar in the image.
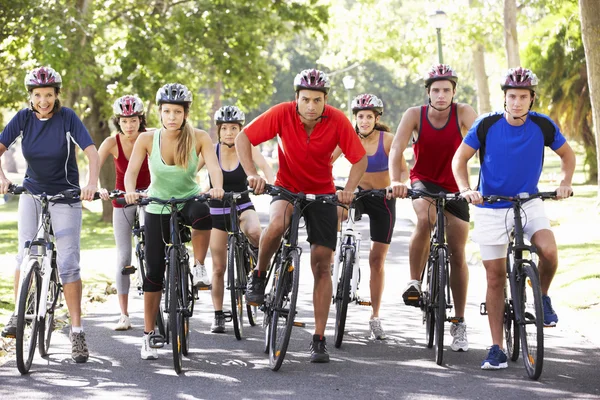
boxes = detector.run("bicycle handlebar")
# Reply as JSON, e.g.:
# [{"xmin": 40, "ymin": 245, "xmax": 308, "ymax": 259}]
[
  {"xmin": 115, "ymin": 193, "xmax": 211, "ymax": 207},
  {"xmin": 483, "ymin": 191, "xmax": 571, "ymax": 204},
  {"xmin": 263, "ymin": 184, "xmax": 340, "ymax": 206},
  {"xmin": 7, "ymin": 184, "xmax": 101, "ymax": 200},
  {"xmin": 407, "ymin": 188, "xmax": 464, "ymax": 201}
]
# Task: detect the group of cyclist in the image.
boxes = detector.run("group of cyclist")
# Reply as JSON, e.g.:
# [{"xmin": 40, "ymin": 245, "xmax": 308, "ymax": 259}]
[{"xmin": 0, "ymin": 62, "xmax": 574, "ymax": 370}]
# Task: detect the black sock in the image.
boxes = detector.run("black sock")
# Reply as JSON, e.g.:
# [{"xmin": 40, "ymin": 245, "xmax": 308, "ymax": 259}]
[
  {"xmin": 215, "ymin": 310, "xmax": 224, "ymax": 317},
  {"xmin": 313, "ymin": 334, "xmax": 324, "ymax": 342}
]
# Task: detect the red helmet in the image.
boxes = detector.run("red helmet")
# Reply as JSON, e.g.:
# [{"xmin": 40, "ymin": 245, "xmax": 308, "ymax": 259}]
[
  {"xmin": 113, "ymin": 95, "xmax": 144, "ymax": 117},
  {"xmin": 501, "ymin": 67, "xmax": 538, "ymax": 91},
  {"xmin": 24, "ymin": 66, "xmax": 62, "ymax": 91},
  {"xmin": 424, "ymin": 64, "xmax": 458, "ymax": 88},
  {"xmin": 293, "ymin": 69, "xmax": 331, "ymax": 94},
  {"xmin": 351, "ymin": 94, "xmax": 383, "ymax": 115}
]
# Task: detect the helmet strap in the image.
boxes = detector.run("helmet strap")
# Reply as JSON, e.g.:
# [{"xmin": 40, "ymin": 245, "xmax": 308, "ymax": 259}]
[{"xmin": 221, "ymin": 141, "xmax": 235, "ymax": 148}]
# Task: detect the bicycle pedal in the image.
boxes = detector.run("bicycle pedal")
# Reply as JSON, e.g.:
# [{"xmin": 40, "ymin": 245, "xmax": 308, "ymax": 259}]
[
  {"xmin": 287, "ymin": 265, "xmax": 295, "ymax": 273},
  {"xmin": 197, "ymin": 284, "xmax": 212, "ymax": 291},
  {"xmin": 480, "ymin": 302, "xmax": 488, "ymax": 315},
  {"xmin": 121, "ymin": 265, "xmax": 137, "ymax": 275},
  {"xmin": 149, "ymin": 334, "xmax": 165, "ymax": 348},
  {"xmin": 357, "ymin": 300, "xmax": 372, "ymax": 306},
  {"xmin": 293, "ymin": 321, "xmax": 305, "ymax": 327}
]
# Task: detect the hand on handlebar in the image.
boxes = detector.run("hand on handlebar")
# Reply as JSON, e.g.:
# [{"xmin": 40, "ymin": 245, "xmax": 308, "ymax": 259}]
[
  {"xmin": 460, "ymin": 189, "xmax": 483, "ymax": 205},
  {"xmin": 124, "ymin": 191, "xmax": 145, "ymax": 205},
  {"xmin": 80, "ymin": 184, "xmax": 98, "ymax": 201},
  {"xmin": 247, "ymin": 175, "xmax": 266, "ymax": 195},
  {"xmin": 389, "ymin": 181, "xmax": 408, "ymax": 199},
  {"xmin": 555, "ymin": 185, "xmax": 573, "ymax": 200},
  {"xmin": 336, "ymin": 189, "xmax": 354, "ymax": 205},
  {"xmin": 0, "ymin": 176, "xmax": 12, "ymax": 195},
  {"xmin": 209, "ymin": 187, "xmax": 224, "ymax": 200}
]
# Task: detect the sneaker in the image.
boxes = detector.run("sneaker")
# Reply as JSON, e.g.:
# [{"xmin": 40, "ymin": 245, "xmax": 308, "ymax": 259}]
[
  {"xmin": 309, "ymin": 335, "xmax": 330, "ymax": 363},
  {"xmin": 481, "ymin": 344, "xmax": 508, "ymax": 370},
  {"xmin": 114, "ymin": 314, "xmax": 131, "ymax": 331},
  {"xmin": 402, "ymin": 279, "xmax": 422, "ymax": 307},
  {"xmin": 191, "ymin": 262, "xmax": 211, "ymax": 288},
  {"xmin": 70, "ymin": 331, "xmax": 89, "ymax": 363},
  {"xmin": 450, "ymin": 321, "xmax": 469, "ymax": 351},
  {"xmin": 1, "ymin": 313, "xmax": 17, "ymax": 338},
  {"xmin": 245, "ymin": 270, "xmax": 267, "ymax": 305},
  {"xmin": 141, "ymin": 332, "xmax": 158, "ymax": 360},
  {"xmin": 542, "ymin": 295, "xmax": 558, "ymax": 327},
  {"xmin": 369, "ymin": 318, "xmax": 387, "ymax": 340},
  {"xmin": 211, "ymin": 314, "xmax": 226, "ymax": 333}
]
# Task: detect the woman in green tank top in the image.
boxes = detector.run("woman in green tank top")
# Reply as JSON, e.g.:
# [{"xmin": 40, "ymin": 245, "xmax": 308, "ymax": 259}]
[{"xmin": 124, "ymin": 83, "xmax": 224, "ymax": 360}]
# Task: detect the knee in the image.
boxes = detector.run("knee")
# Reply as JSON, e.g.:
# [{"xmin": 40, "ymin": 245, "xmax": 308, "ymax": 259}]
[
  {"xmin": 369, "ymin": 253, "xmax": 386, "ymax": 272},
  {"xmin": 537, "ymin": 243, "xmax": 558, "ymax": 265},
  {"xmin": 59, "ymin": 267, "xmax": 81, "ymax": 284},
  {"xmin": 484, "ymin": 269, "xmax": 505, "ymax": 291}
]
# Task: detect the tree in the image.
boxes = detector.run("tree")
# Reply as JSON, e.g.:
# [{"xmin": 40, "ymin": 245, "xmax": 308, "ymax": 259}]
[
  {"xmin": 504, "ymin": 0, "xmax": 521, "ymax": 67},
  {"xmin": 579, "ymin": 0, "xmax": 600, "ymax": 196}
]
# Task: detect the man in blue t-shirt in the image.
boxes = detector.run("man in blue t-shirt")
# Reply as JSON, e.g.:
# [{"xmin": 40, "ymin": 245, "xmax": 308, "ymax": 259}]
[{"xmin": 452, "ymin": 67, "xmax": 575, "ymax": 371}]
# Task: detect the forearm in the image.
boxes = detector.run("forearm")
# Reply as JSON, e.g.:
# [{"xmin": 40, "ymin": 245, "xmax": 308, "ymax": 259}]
[
  {"xmin": 85, "ymin": 148, "xmax": 100, "ymax": 186},
  {"xmin": 452, "ymin": 158, "xmax": 471, "ymax": 191},
  {"xmin": 389, "ymin": 144, "xmax": 407, "ymax": 182},
  {"xmin": 560, "ymin": 151, "xmax": 576, "ymax": 186},
  {"xmin": 207, "ymin": 164, "xmax": 223, "ymax": 190},
  {"xmin": 344, "ymin": 156, "xmax": 367, "ymax": 192},
  {"xmin": 236, "ymin": 133, "xmax": 258, "ymax": 176}
]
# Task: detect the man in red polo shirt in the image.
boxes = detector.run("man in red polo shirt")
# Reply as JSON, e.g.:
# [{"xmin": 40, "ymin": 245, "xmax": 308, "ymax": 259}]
[{"xmin": 236, "ymin": 69, "xmax": 367, "ymax": 363}]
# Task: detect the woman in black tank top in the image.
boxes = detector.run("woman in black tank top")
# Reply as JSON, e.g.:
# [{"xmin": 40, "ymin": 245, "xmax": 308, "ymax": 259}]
[{"xmin": 201, "ymin": 106, "xmax": 274, "ymax": 334}]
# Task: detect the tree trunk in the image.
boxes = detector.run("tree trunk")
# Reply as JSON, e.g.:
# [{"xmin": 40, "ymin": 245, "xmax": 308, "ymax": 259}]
[
  {"xmin": 209, "ymin": 79, "xmax": 222, "ymax": 142},
  {"xmin": 580, "ymin": 0, "xmax": 600, "ymax": 196},
  {"xmin": 504, "ymin": 0, "xmax": 521, "ymax": 67},
  {"xmin": 472, "ymin": 43, "xmax": 492, "ymax": 114}
]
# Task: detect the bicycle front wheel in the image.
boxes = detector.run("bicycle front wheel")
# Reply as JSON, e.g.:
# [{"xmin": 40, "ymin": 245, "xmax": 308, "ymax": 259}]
[
  {"xmin": 334, "ymin": 247, "xmax": 354, "ymax": 348},
  {"xmin": 39, "ymin": 265, "xmax": 61, "ymax": 357},
  {"xmin": 517, "ymin": 262, "xmax": 544, "ymax": 380},
  {"xmin": 228, "ymin": 235, "xmax": 244, "ymax": 340},
  {"xmin": 269, "ymin": 250, "xmax": 300, "ymax": 371},
  {"xmin": 504, "ymin": 282, "xmax": 520, "ymax": 362},
  {"xmin": 434, "ymin": 248, "xmax": 447, "ymax": 366},
  {"xmin": 169, "ymin": 247, "xmax": 183, "ymax": 374},
  {"xmin": 424, "ymin": 256, "xmax": 436, "ymax": 349},
  {"xmin": 16, "ymin": 262, "xmax": 41, "ymax": 374}
]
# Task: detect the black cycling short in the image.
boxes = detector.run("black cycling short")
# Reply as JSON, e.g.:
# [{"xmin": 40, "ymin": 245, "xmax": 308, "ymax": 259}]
[
  {"xmin": 271, "ymin": 195, "xmax": 337, "ymax": 251},
  {"xmin": 354, "ymin": 192, "xmax": 396, "ymax": 244},
  {"xmin": 411, "ymin": 180, "xmax": 470, "ymax": 222},
  {"xmin": 143, "ymin": 200, "xmax": 212, "ymax": 292},
  {"xmin": 210, "ymin": 199, "xmax": 256, "ymax": 232}
]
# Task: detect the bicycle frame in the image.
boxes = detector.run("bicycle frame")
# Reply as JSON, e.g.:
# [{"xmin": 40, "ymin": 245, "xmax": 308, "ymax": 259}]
[{"xmin": 332, "ymin": 202, "xmax": 361, "ymax": 299}]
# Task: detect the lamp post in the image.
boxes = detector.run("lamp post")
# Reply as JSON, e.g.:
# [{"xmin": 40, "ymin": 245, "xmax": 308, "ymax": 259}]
[
  {"xmin": 429, "ymin": 10, "xmax": 448, "ymax": 64},
  {"xmin": 342, "ymin": 75, "xmax": 356, "ymax": 121}
]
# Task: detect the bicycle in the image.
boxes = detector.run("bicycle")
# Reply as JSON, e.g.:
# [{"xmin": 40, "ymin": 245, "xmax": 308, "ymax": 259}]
[
  {"xmin": 8, "ymin": 185, "xmax": 97, "ymax": 374},
  {"xmin": 480, "ymin": 191, "xmax": 563, "ymax": 380},
  {"xmin": 260, "ymin": 184, "xmax": 339, "ymax": 371},
  {"xmin": 408, "ymin": 188, "xmax": 465, "ymax": 366},
  {"xmin": 331, "ymin": 188, "xmax": 387, "ymax": 348},
  {"xmin": 221, "ymin": 190, "xmax": 258, "ymax": 340},
  {"xmin": 119, "ymin": 194, "xmax": 209, "ymax": 374}
]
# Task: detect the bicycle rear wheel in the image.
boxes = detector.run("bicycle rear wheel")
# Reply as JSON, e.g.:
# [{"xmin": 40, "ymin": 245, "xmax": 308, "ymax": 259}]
[
  {"xmin": 169, "ymin": 247, "xmax": 183, "ymax": 374},
  {"xmin": 16, "ymin": 263, "xmax": 41, "ymax": 374},
  {"xmin": 334, "ymin": 247, "xmax": 353, "ymax": 348},
  {"xmin": 434, "ymin": 248, "xmax": 447, "ymax": 365},
  {"xmin": 517, "ymin": 262, "xmax": 544, "ymax": 380},
  {"xmin": 504, "ymin": 284, "xmax": 520, "ymax": 362},
  {"xmin": 269, "ymin": 250, "xmax": 300, "ymax": 371},
  {"xmin": 228, "ymin": 235, "xmax": 244, "ymax": 340},
  {"xmin": 39, "ymin": 265, "xmax": 61, "ymax": 357},
  {"xmin": 424, "ymin": 256, "xmax": 436, "ymax": 349}
]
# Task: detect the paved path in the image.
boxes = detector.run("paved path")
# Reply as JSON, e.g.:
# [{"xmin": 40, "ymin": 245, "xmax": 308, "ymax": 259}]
[{"xmin": 0, "ymin": 197, "xmax": 599, "ymax": 399}]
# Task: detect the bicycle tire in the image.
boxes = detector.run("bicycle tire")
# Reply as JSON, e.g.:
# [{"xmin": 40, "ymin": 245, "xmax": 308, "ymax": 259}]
[
  {"xmin": 504, "ymin": 289, "xmax": 520, "ymax": 362},
  {"xmin": 517, "ymin": 262, "xmax": 544, "ymax": 380},
  {"xmin": 39, "ymin": 266, "xmax": 61, "ymax": 357},
  {"xmin": 434, "ymin": 248, "xmax": 447, "ymax": 365},
  {"xmin": 269, "ymin": 249, "xmax": 300, "ymax": 371},
  {"xmin": 181, "ymin": 257, "xmax": 192, "ymax": 356},
  {"xmin": 16, "ymin": 263, "xmax": 41, "ymax": 374},
  {"xmin": 169, "ymin": 247, "xmax": 183, "ymax": 374},
  {"xmin": 228, "ymin": 235, "xmax": 244, "ymax": 340},
  {"xmin": 156, "ymin": 304, "xmax": 166, "ymax": 337},
  {"xmin": 424, "ymin": 256, "xmax": 436, "ymax": 349},
  {"xmin": 334, "ymin": 247, "xmax": 353, "ymax": 348},
  {"xmin": 245, "ymin": 244, "xmax": 257, "ymax": 327}
]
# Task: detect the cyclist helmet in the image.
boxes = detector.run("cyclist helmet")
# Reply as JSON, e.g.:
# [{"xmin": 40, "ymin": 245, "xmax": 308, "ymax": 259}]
[
  {"xmin": 155, "ymin": 83, "xmax": 193, "ymax": 105},
  {"xmin": 351, "ymin": 94, "xmax": 383, "ymax": 115},
  {"xmin": 293, "ymin": 69, "xmax": 331, "ymax": 94},
  {"xmin": 214, "ymin": 105, "xmax": 245, "ymax": 126},
  {"xmin": 424, "ymin": 64, "xmax": 458, "ymax": 88},
  {"xmin": 113, "ymin": 95, "xmax": 144, "ymax": 117},
  {"xmin": 25, "ymin": 66, "xmax": 62, "ymax": 91},
  {"xmin": 501, "ymin": 67, "xmax": 538, "ymax": 91}
]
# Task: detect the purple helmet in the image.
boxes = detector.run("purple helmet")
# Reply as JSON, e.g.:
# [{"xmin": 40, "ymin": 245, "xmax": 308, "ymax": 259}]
[
  {"xmin": 293, "ymin": 69, "xmax": 331, "ymax": 94},
  {"xmin": 113, "ymin": 95, "xmax": 144, "ymax": 117},
  {"xmin": 24, "ymin": 66, "xmax": 62, "ymax": 91},
  {"xmin": 501, "ymin": 67, "xmax": 538, "ymax": 91},
  {"xmin": 214, "ymin": 106, "xmax": 245, "ymax": 125},
  {"xmin": 424, "ymin": 64, "xmax": 458, "ymax": 88},
  {"xmin": 156, "ymin": 83, "xmax": 193, "ymax": 105},
  {"xmin": 351, "ymin": 94, "xmax": 384, "ymax": 115}
]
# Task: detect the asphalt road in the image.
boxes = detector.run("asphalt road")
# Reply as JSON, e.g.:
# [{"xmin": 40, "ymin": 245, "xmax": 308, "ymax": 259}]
[{"xmin": 1, "ymin": 196, "xmax": 599, "ymax": 399}]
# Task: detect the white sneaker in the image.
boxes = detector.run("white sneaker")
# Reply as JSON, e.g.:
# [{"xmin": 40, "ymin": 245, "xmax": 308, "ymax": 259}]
[
  {"xmin": 369, "ymin": 318, "xmax": 387, "ymax": 340},
  {"xmin": 141, "ymin": 332, "xmax": 158, "ymax": 360},
  {"xmin": 450, "ymin": 321, "xmax": 469, "ymax": 352},
  {"xmin": 114, "ymin": 314, "xmax": 131, "ymax": 331},
  {"xmin": 192, "ymin": 262, "xmax": 211, "ymax": 288}
]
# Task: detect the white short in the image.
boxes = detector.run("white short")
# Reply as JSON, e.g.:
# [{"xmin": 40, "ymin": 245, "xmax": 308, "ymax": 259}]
[{"xmin": 472, "ymin": 199, "xmax": 551, "ymax": 261}]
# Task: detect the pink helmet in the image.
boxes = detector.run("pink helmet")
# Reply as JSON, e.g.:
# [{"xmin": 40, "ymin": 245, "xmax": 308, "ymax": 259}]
[
  {"xmin": 501, "ymin": 67, "xmax": 538, "ymax": 91},
  {"xmin": 113, "ymin": 95, "xmax": 144, "ymax": 117},
  {"xmin": 424, "ymin": 64, "xmax": 458, "ymax": 88},
  {"xmin": 24, "ymin": 66, "xmax": 62, "ymax": 91},
  {"xmin": 351, "ymin": 94, "xmax": 384, "ymax": 115},
  {"xmin": 293, "ymin": 69, "xmax": 331, "ymax": 94}
]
